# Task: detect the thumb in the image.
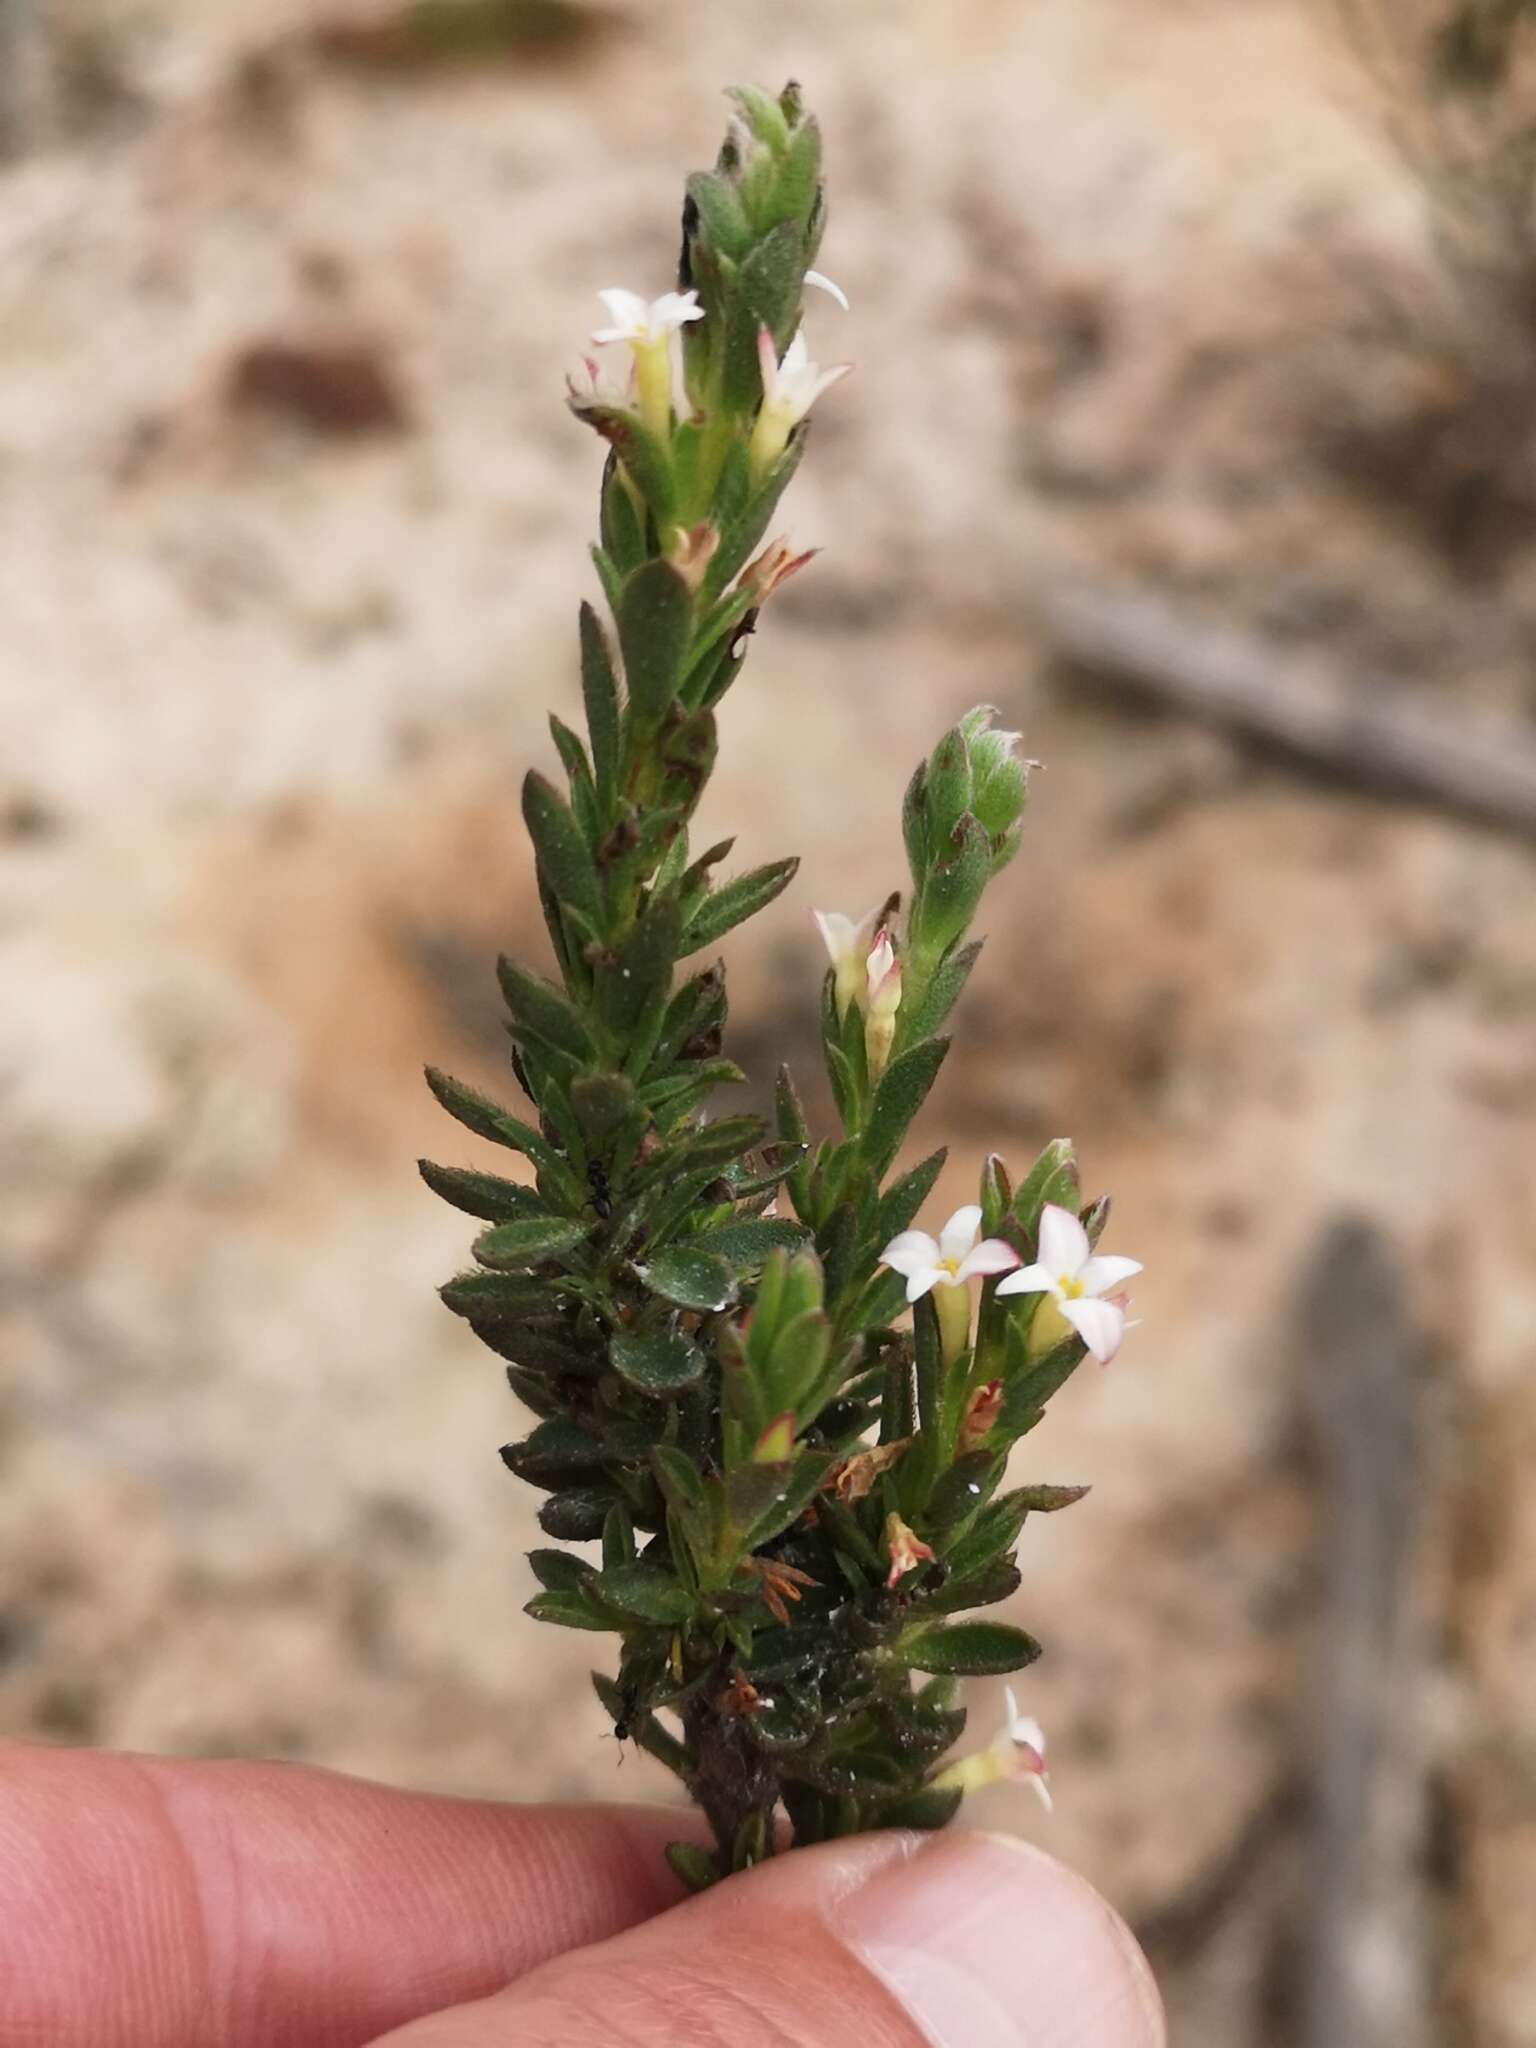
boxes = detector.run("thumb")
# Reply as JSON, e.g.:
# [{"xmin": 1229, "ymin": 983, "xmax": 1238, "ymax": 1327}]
[{"xmin": 362, "ymin": 1829, "xmax": 1165, "ymax": 2047}]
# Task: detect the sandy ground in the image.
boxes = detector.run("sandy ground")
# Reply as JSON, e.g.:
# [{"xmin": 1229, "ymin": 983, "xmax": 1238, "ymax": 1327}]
[{"xmin": 3, "ymin": 1, "xmax": 1536, "ymax": 2039}]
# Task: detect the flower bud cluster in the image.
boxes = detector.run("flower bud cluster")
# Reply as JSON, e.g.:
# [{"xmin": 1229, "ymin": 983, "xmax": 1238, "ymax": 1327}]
[
  {"xmin": 566, "ymin": 82, "xmax": 851, "ymax": 638},
  {"xmin": 902, "ymin": 708, "xmax": 1034, "ymax": 984}
]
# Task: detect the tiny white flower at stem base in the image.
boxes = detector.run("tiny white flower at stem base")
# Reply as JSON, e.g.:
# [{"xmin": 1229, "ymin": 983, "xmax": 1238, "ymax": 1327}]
[
  {"xmin": 813, "ymin": 905, "xmax": 880, "ymax": 1020},
  {"xmin": 994, "ymin": 1202, "xmax": 1143, "ymax": 1365},
  {"xmin": 1001, "ymin": 1685, "xmax": 1053, "ymax": 1810},
  {"xmin": 591, "ymin": 287, "xmax": 704, "ymax": 443},
  {"xmin": 748, "ymin": 326, "xmax": 852, "ymax": 480},
  {"xmin": 932, "ymin": 1686, "xmax": 1052, "ymax": 1810},
  {"xmin": 879, "ymin": 1204, "xmax": 1021, "ymax": 1363}
]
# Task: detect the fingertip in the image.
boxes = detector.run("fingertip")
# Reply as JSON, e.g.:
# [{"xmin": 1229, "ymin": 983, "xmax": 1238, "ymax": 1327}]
[
  {"xmin": 833, "ymin": 1830, "xmax": 1165, "ymax": 2047},
  {"xmin": 0, "ymin": 1741, "xmax": 700, "ymax": 2047},
  {"xmin": 364, "ymin": 1826, "xmax": 1164, "ymax": 2047}
]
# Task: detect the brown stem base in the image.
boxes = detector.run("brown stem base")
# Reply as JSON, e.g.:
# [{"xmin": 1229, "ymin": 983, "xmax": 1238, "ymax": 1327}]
[{"xmin": 682, "ymin": 1696, "xmax": 781, "ymax": 1866}]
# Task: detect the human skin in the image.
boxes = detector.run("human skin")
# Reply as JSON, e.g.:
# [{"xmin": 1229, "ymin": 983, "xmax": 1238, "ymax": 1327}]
[{"xmin": 0, "ymin": 1739, "xmax": 1164, "ymax": 2047}]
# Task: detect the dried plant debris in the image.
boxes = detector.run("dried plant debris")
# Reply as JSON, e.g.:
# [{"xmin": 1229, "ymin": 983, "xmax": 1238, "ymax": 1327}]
[{"xmin": 225, "ymin": 333, "xmax": 411, "ymax": 438}]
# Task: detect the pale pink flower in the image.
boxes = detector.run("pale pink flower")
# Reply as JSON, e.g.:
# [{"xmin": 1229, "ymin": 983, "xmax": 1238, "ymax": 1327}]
[
  {"xmin": 880, "ymin": 1204, "xmax": 1021, "ymax": 1305},
  {"xmin": 814, "ymin": 905, "xmax": 881, "ymax": 1020},
  {"xmin": 995, "ymin": 1203, "xmax": 1142, "ymax": 1365},
  {"xmin": 1001, "ymin": 1686, "xmax": 1053, "ymax": 1811},
  {"xmin": 749, "ymin": 327, "xmax": 851, "ymax": 476}
]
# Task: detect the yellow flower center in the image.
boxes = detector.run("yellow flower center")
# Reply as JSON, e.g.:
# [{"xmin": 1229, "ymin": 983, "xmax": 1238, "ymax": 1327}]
[
  {"xmin": 1058, "ymin": 1274, "xmax": 1084, "ymax": 1299},
  {"xmin": 939, "ymin": 1257, "xmax": 962, "ymax": 1280}
]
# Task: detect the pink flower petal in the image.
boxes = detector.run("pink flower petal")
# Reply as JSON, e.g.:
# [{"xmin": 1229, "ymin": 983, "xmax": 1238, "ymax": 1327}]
[
  {"xmin": 879, "ymin": 1230, "xmax": 941, "ymax": 1278},
  {"xmin": 938, "ymin": 1204, "xmax": 983, "ymax": 1265},
  {"xmin": 994, "ymin": 1261, "xmax": 1053, "ymax": 1298},
  {"xmin": 1037, "ymin": 1202, "xmax": 1089, "ymax": 1278},
  {"xmin": 1059, "ymin": 1294, "xmax": 1126, "ymax": 1364},
  {"xmin": 1079, "ymin": 1254, "xmax": 1142, "ymax": 1296},
  {"xmin": 958, "ymin": 1238, "xmax": 1022, "ymax": 1280}
]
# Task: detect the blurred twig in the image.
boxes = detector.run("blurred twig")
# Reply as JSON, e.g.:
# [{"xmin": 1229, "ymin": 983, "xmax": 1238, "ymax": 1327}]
[
  {"xmin": 1045, "ymin": 583, "xmax": 1536, "ymax": 841},
  {"xmin": 1297, "ymin": 1218, "xmax": 1434, "ymax": 2048},
  {"xmin": 310, "ymin": 0, "xmax": 615, "ymax": 69},
  {"xmin": 0, "ymin": 0, "xmax": 38, "ymax": 157}
]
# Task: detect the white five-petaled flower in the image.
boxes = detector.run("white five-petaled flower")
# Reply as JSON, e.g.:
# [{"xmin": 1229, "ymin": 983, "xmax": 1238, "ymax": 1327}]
[
  {"xmin": 1001, "ymin": 1686, "xmax": 1053, "ymax": 1811},
  {"xmin": 995, "ymin": 1202, "xmax": 1142, "ymax": 1365},
  {"xmin": 879, "ymin": 1204, "xmax": 1020, "ymax": 1305},
  {"xmin": 749, "ymin": 327, "xmax": 852, "ymax": 478},
  {"xmin": 814, "ymin": 905, "xmax": 881, "ymax": 1020},
  {"xmin": 591, "ymin": 288, "xmax": 703, "ymax": 441},
  {"xmin": 591, "ymin": 287, "xmax": 705, "ymax": 346}
]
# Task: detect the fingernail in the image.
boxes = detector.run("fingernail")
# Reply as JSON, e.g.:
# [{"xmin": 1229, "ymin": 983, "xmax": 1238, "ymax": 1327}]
[{"xmin": 832, "ymin": 1831, "xmax": 1164, "ymax": 2048}]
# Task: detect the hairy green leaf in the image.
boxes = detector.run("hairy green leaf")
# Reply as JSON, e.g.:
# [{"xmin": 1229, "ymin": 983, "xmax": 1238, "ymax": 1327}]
[
  {"xmin": 864, "ymin": 1037, "xmax": 950, "ymax": 1178},
  {"xmin": 497, "ymin": 955, "xmax": 597, "ymax": 1061},
  {"xmin": 524, "ymin": 1589, "xmax": 614, "ymax": 1633},
  {"xmin": 593, "ymin": 1564, "xmax": 696, "ymax": 1626},
  {"xmin": 681, "ymin": 1217, "xmax": 811, "ymax": 1266},
  {"xmin": 683, "ymin": 858, "xmax": 800, "ymax": 953},
  {"xmin": 870, "ymin": 1147, "xmax": 948, "ymax": 1249},
  {"xmin": 610, "ymin": 1327, "xmax": 705, "ymax": 1393},
  {"xmin": 579, "ymin": 600, "xmax": 622, "ymax": 806},
  {"xmin": 417, "ymin": 1158, "xmax": 547, "ymax": 1224},
  {"xmin": 639, "ymin": 1246, "xmax": 738, "ymax": 1312},
  {"xmin": 893, "ymin": 1619, "xmax": 1043, "ymax": 1677},
  {"xmin": 537, "ymin": 1486, "xmax": 620, "ymax": 1543},
  {"xmin": 618, "ymin": 559, "xmax": 693, "ymax": 729},
  {"xmin": 474, "ymin": 1215, "xmax": 588, "ymax": 1269},
  {"xmin": 521, "ymin": 771, "xmax": 604, "ymax": 936}
]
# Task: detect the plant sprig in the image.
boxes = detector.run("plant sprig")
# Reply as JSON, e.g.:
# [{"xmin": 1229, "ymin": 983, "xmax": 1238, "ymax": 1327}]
[{"xmin": 424, "ymin": 81, "xmax": 1140, "ymax": 1884}]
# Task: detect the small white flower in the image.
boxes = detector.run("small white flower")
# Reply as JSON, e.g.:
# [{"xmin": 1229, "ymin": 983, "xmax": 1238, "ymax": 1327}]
[
  {"xmin": 994, "ymin": 1202, "xmax": 1142, "ymax": 1365},
  {"xmin": 814, "ymin": 905, "xmax": 880, "ymax": 1020},
  {"xmin": 757, "ymin": 327, "xmax": 851, "ymax": 431},
  {"xmin": 590, "ymin": 289, "xmax": 703, "ymax": 440},
  {"xmin": 591, "ymin": 287, "xmax": 705, "ymax": 346},
  {"xmin": 1001, "ymin": 1686, "xmax": 1053, "ymax": 1811},
  {"xmin": 804, "ymin": 267, "xmax": 850, "ymax": 310},
  {"xmin": 880, "ymin": 1204, "xmax": 1020, "ymax": 1305},
  {"xmin": 930, "ymin": 1686, "xmax": 1053, "ymax": 1808},
  {"xmin": 749, "ymin": 327, "xmax": 852, "ymax": 478}
]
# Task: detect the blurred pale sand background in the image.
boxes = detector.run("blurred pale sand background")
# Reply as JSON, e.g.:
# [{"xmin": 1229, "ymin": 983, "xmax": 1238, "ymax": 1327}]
[{"xmin": 3, "ymin": 1, "xmax": 1535, "ymax": 2040}]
